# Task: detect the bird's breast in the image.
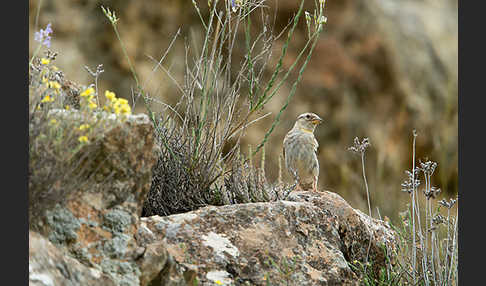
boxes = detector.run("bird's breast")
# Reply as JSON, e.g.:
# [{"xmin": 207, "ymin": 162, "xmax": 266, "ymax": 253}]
[{"xmin": 283, "ymin": 130, "xmax": 319, "ymax": 178}]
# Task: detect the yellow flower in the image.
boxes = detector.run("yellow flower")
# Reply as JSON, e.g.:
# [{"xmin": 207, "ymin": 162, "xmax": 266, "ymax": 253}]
[
  {"xmin": 48, "ymin": 81, "xmax": 61, "ymax": 90},
  {"xmin": 105, "ymin": 90, "xmax": 116, "ymax": 101},
  {"xmin": 80, "ymin": 87, "xmax": 95, "ymax": 97},
  {"xmin": 41, "ymin": 77, "xmax": 48, "ymax": 83},
  {"xmin": 117, "ymin": 98, "xmax": 129, "ymax": 105},
  {"xmin": 88, "ymin": 101, "xmax": 98, "ymax": 110},
  {"xmin": 120, "ymin": 104, "xmax": 131, "ymax": 115},
  {"xmin": 40, "ymin": 58, "xmax": 50, "ymax": 65},
  {"xmin": 65, "ymin": 105, "xmax": 70, "ymax": 110},
  {"xmin": 41, "ymin": 95, "xmax": 54, "ymax": 103},
  {"xmin": 49, "ymin": 119, "xmax": 57, "ymax": 125},
  {"xmin": 78, "ymin": 124, "xmax": 90, "ymax": 131},
  {"xmin": 78, "ymin": 135, "xmax": 89, "ymax": 143},
  {"xmin": 215, "ymin": 281, "xmax": 223, "ymax": 285},
  {"xmin": 113, "ymin": 105, "xmax": 121, "ymax": 115}
]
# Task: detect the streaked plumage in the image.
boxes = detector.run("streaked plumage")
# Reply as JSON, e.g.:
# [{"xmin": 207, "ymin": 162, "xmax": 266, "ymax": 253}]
[{"xmin": 283, "ymin": 112, "xmax": 322, "ymax": 192}]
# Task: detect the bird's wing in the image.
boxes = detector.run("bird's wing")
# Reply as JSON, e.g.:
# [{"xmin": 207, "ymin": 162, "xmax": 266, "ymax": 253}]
[
  {"xmin": 283, "ymin": 131, "xmax": 292, "ymax": 159},
  {"xmin": 283, "ymin": 132, "xmax": 291, "ymax": 169},
  {"xmin": 282, "ymin": 140, "xmax": 286, "ymax": 160},
  {"xmin": 283, "ymin": 131, "xmax": 296, "ymax": 177},
  {"xmin": 312, "ymin": 152, "xmax": 319, "ymax": 176}
]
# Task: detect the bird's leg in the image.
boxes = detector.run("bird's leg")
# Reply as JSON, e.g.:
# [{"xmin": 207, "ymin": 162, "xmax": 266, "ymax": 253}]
[
  {"xmin": 312, "ymin": 176, "xmax": 318, "ymax": 192},
  {"xmin": 295, "ymin": 183, "xmax": 303, "ymax": 192},
  {"xmin": 291, "ymin": 170, "xmax": 302, "ymax": 192},
  {"xmin": 293, "ymin": 178, "xmax": 302, "ymax": 192}
]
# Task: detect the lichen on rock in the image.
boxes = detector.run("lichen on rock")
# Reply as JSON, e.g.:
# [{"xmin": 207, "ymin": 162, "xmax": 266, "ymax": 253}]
[{"xmin": 45, "ymin": 205, "xmax": 81, "ymax": 245}]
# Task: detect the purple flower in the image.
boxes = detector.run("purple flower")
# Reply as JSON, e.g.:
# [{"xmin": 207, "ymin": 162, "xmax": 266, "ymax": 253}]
[
  {"xmin": 231, "ymin": 0, "xmax": 238, "ymax": 12},
  {"xmin": 34, "ymin": 31, "xmax": 42, "ymax": 42},
  {"xmin": 45, "ymin": 23, "xmax": 52, "ymax": 34},
  {"xmin": 34, "ymin": 23, "xmax": 53, "ymax": 48}
]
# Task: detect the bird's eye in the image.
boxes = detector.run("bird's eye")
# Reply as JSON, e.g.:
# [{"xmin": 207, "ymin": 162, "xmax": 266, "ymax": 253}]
[{"xmin": 306, "ymin": 115, "xmax": 310, "ymax": 119}]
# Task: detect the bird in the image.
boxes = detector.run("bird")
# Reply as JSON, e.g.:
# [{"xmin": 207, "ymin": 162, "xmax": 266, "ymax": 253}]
[{"xmin": 283, "ymin": 112, "xmax": 323, "ymax": 192}]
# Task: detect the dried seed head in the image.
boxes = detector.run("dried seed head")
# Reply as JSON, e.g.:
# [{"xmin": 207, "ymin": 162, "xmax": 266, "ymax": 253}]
[
  {"xmin": 438, "ymin": 198, "xmax": 458, "ymax": 209},
  {"xmin": 401, "ymin": 170, "xmax": 420, "ymax": 194},
  {"xmin": 85, "ymin": 64, "xmax": 105, "ymax": 77},
  {"xmin": 432, "ymin": 214, "xmax": 446, "ymax": 226},
  {"xmin": 424, "ymin": 186, "xmax": 441, "ymax": 200},
  {"xmin": 348, "ymin": 137, "xmax": 370, "ymax": 154},
  {"xmin": 419, "ymin": 159, "xmax": 438, "ymax": 176}
]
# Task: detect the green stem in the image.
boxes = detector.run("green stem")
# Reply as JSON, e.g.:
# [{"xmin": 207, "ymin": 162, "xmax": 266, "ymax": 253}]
[
  {"xmin": 226, "ymin": 0, "xmax": 306, "ymax": 140},
  {"xmin": 112, "ymin": 24, "xmax": 139, "ymax": 87},
  {"xmin": 34, "ymin": 0, "xmax": 43, "ymax": 32},
  {"xmin": 253, "ymin": 26, "xmax": 321, "ymax": 156}
]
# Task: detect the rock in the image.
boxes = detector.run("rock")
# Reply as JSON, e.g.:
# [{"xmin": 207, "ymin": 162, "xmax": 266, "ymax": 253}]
[
  {"xmin": 29, "ymin": 111, "xmax": 158, "ymax": 222},
  {"xmin": 141, "ymin": 190, "xmax": 397, "ymax": 285},
  {"xmin": 29, "ymin": 110, "xmax": 161, "ymax": 286},
  {"xmin": 29, "ymin": 231, "xmax": 116, "ymax": 286},
  {"xmin": 286, "ymin": 191, "xmax": 398, "ymax": 277},
  {"xmin": 30, "ymin": 137, "xmax": 396, "ymax": 285},
  {"xmin": 30, "ymin": 111, "xmax": 158, "ymax": 219},
  {"xmin": 137, "ymin": 242, "xmax": 168, "ymax": 286}
]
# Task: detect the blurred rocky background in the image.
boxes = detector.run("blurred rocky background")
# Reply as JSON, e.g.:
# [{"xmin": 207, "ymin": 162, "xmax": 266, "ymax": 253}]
[{"xmin": 29, "ymin": 0, "xmax": 458, "ymax": 222}]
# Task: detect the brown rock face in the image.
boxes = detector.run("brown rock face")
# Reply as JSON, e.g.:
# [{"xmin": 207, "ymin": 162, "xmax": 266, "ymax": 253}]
[
  {"xmin": 30, "ymin": 167, "xmax": 397, "ymax": 285},
  {"xmin": 29, "ymin": 112, "xmax": 161, "ymax": 286},
  {"xmin": 141, "ymin": 190, "xmax": 397, "ymax": 285},
  {"xmin": 287, "ymin": 191, "xmax": 398, "ymax": 277}
]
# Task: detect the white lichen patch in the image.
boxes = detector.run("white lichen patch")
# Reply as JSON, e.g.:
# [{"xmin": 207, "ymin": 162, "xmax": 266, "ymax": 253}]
[
  {"xmin": 202, "ymin": 232, "xmax": 239, "ymax": 258},
  {"xmin": 89, "ymin": 268, "xmax": 102, "ymax": 279},
  {"xmin": 143, "ymin": 215, "xmax": 164, "ymax": 222},
  {"xmin": 139, "ymin": 221, "xmax": 154, "ymax": 236},
  {"xmin": 279, "ymin": 201, "xmax": 307, "ymax": 208},
  {"xmin": 30, "ymin": 273, "xmax": 54, "ymax": 286},
  {"xmin": 168, "ymin": 212, "xmax": 198, "ymax": 224},
  {"xmin": 355, "ymin": 209, "xmax": 396, "ymax": 246},
  {"xmin": 206, "ymin": 270, "xmax": 233, "ymax": 285}
]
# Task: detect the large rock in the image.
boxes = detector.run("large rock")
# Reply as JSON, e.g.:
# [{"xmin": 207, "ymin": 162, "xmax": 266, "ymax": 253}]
[
  {"xmin": 141, "ymin": 190, "xmax": 397, "ymax": 285},
  {"xmin": 29, "ymin": 111, "xmax": 162, "ymax": 286},
  {"xmin": 286, "ymin": 191, "xmax": 398, "ymax": 276},
  {"xmin": 30, "ymin": 160, "xmax": 396, "ymax": 285}
]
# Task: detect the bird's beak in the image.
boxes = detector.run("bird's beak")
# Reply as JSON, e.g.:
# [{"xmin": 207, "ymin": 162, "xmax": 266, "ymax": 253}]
[{"xmin": 312, "ymin": 117, "xmax": 323, "ymax": 125}]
